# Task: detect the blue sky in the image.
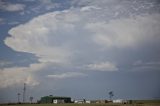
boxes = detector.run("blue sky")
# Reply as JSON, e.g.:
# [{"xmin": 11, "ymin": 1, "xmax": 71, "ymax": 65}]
[{"xmin": 0, "ymin": 0, "xmax": 160, "ymax": 103}]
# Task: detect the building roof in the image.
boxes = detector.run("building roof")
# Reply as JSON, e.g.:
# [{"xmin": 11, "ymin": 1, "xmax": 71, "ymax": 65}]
[{"xmin": 41, "ymin": 96, "xmax": 71, "ymax": 99}]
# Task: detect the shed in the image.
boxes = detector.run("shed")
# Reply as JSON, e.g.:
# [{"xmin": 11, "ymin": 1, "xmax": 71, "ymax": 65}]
[{"xmin": 40, "ymin": 95, "xmax": 71, "ymax": 104}]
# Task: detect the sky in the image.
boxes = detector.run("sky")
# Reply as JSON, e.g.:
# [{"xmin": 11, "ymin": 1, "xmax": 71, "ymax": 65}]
[{"xmin": 0, "ymin": 0, "xmax": 160, "ymax": 103}]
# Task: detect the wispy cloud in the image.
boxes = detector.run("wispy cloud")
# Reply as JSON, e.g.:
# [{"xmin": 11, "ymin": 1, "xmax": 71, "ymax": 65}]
[
  {"xmin": 38, "ymin": 0, "xmax": 60, "ymax": 10},
  {"xmin": 80, "ymin": 6, "xmax": 101, "ymax": 12},
  {"xmin": 0, "ymin": 60, "xmax": 12, "ymax": 67},
  {"xmin": 8, "ymin": 21, "xmax": 20, "ymax": 25},
  {"xmin": 0, "ymin": 18, "xmax": 5, "ymax": 24},
  {"xmin": 134, "ymin": 60, "xmax": 160, "ymax": 66},
  {"xmin": 47, "ymin": 72, "xmax": 87, "ymax": 79},
  {"xmin": 130, "ymin": 60, "xmax": 160, "ymax": 72},
  {"xmin": 28, "ymin": 0, "xmax": 60, "ymax": 14},
  {"xmin": 86, "ymin": 62, "xmax": 118, "ymax": 71},
  {"xmin": 0, "ymin": 0, "xmax": 25, "ymax": 12}
]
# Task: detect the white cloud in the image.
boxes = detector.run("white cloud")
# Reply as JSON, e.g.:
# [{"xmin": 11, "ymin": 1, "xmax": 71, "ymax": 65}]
[
  {"xmin": 23, "ymin": 0, "xmax": 59, "ymax": 9},
  {"xmin": 0, "ymin": 60, "xmax": 12, "ymax": 67},
  {"xmin": 8, "ymin": 21, "xmax": 20, "ymax": 25},
  {"xmin": 85, "ymin": 14, "xmax": 160, "ymax": 48},
  {"xmin": 80, "ymin": 6, "xmax": 101, "ymax": 12},
  {"xmin": 0, "ymin": 62, "xmax": 47, "ymax": 88},
  {"xmin": 4, "ymin": 4, "xmax": 25, "ymax": 12},
  {"xmin": 29, "ymin": 0, "xmax": 60, "ymax": 14},
  {"xmin": 5, "ymin": 11, "xmax": 73, "ymax": 63},
  {"xmin": 71, "ymin": 0, "xmax": 117, "ymax": 6},
  {"xmin": 132, "ymin": 60, "xmax": 160, "ymax": 71},
  {"xmin": 3, "ymin": 0, "xmax": 160, "ymax": 89},
  {"xmin": 133, "ymin": 60, "xmax": 143, "ymax": 66},
  {"xmin": 86, "ymin": 62, "xmax": 118, "ymax": 71},
  {"xmin": 0, "ymin": 1, "xmax": 25, "ymax": 12},
  {"xmin": 47, "ymin": 72, "xmax": 87, "ymax": 79},
  {"xmin": 24, "ymin": 0, "xmax": 36, "ymax": 2},
  {"xmin": 5, "ymin": 1, "xmax": 160, "ymax": 64},
  {"xmin": 134, "ymin": 60, "xmax": 160, "ymax": 66}
]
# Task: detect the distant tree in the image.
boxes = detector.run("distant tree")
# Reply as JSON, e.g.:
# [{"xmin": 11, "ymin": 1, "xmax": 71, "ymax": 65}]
[
  {"xmin": 29, "ymin": 96, "xmax": 33, "ymax": 103},
  {"xmin": 109, "ymin": 91, "xmax": 114, "ymax": 100}
]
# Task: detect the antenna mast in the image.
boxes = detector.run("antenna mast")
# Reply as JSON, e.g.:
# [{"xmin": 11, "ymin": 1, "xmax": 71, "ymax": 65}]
[
  {"xmin": 23, "ymin": 83, "xmax": 26, "ymax": 103},
  {"xmin": 17, "ymin": 93, "xmax": 20, "ymax": 103}
]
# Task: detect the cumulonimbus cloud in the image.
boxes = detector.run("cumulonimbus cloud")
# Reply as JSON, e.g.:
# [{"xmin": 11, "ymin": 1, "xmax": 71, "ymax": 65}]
[
  {"xmin": 3, "ymin": 0, "xmax": 160, "ymax": 88},
  {"xmin": 5, "ymin": 4, "xmax": 160, "ymax": 62}
]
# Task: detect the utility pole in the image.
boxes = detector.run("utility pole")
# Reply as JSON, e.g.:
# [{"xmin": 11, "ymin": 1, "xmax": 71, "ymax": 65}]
[
  {"xmin": 23, "ymin": 83, "xmax": 26, "ymax": 103},
  {"xmin": 29, "ymin": 96, "xmax": 33, "ymax": 104},
  {"xmin": 17, "ymin": 93, "xmax": 20, "ymax": 103}
]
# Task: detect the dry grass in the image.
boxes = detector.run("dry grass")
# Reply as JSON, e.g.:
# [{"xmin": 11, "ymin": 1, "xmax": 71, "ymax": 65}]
[{"xmin": 1, "ymin": 103, "xmax": 160, "ymax": 106}]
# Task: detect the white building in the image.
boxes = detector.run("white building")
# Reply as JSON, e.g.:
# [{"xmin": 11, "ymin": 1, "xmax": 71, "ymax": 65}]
[
  {"xmin": 53, "ymin": 99, "xmax": 64, "ymax": 104},
  {"xmin": 86, "ymin": 100, "xmax": 91, "ymax": 103},
  {"xmin": 113, "ymin": 99, "xmax": 128, "ymax": 104},
  {"xmin": 74, "ymin": 100, "xmax": 85, "ymax": 104}
]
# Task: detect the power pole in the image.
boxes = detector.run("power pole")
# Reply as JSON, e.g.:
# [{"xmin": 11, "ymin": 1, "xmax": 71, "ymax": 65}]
[
  {"xmin": 23, "ymin": 83, "xmax": 26, "ymax": 103},
  {"xmin": 17, "ymin": 93, "xmax": 20, "ymax": 103},
  {"xmin": 29, "ymin": 96, "xmax": 33, "ymax": 103}
]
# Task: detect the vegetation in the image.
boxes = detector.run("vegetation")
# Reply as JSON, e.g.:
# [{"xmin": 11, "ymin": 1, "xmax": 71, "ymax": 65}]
[
  {"xmin": 0, "ymin": 100, "xmax": 160, "ymax": 106},
  {"xmin": 0, "ymin": 102, "xmax": 160, "ymax": 106}
]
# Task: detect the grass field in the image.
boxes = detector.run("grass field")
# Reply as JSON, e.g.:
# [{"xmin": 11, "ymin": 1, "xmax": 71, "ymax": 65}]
[
  {"xmin": 1, "ymin": 103, "xmax": 160, "ymax": 106},
  {"xmin": 1, "ymin": 100, "xmax": 160, "ymax": 106}
]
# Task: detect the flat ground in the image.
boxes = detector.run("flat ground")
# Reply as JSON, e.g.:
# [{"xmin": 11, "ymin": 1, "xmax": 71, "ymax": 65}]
[{"xmin": 1, "ymin": 103, "xmax": 160, "ymax": 106}]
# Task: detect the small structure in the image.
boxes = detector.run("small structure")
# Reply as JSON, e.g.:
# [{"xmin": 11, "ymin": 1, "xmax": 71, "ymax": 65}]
[
  {"xmin": 53, "ymin": 99, "xmax": 64, "ymax": 104},
  {"xmin": 96, "ymin": 100, "xmax": 108, "ymax": 103},
  {"xmin": 40, "ymin": 95, "xmax": 71, "ymax": 104},
  {"xmin": 86, "ymin": 100, "xmax": 91, "ymax": 103},
  {"xmin": 74, "ymin": 99, "xmax": 85, "ymax": 104},
  {"xmin": 90, "ymin": 100, "xmax": 108, "ymax": 104},
  {"xmin": 113, "ymin": 99, "xmax": 128, "ymax": 104}
]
